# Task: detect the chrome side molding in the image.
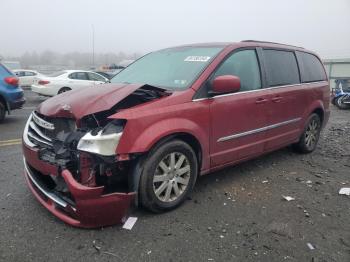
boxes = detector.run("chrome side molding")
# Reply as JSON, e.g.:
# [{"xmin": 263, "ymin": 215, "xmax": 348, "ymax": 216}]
[{"xmin": 218, "ymin": 118, "xmax": 301, "ymax": 142}]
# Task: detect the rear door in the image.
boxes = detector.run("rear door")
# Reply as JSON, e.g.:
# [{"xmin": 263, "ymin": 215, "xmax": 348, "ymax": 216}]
[
  {"xmin": 209, "ymin": 49, "xmax": 270, "ymax": 167},
  {"xmin": 68, "ymin": 72, "xmax": 94, "ymax": 89},
  {"xmin": 261, "ymin": 49, "xmax": 305, "ymax": 150}
]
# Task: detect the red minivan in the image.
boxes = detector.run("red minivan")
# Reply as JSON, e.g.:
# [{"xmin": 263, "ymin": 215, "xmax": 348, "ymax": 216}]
[{"xmin": 22, "ymin": 41, "xmax": 330, "ymax": 227}]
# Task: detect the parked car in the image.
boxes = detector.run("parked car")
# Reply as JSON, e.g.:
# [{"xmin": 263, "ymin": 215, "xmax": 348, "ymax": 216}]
[
  {"xmin": 13, "ymin": 69, "xmax": 43, "ymax": 87},
  {"xmin": 0, "ymin": 63, "xmax": 25, "ymax": 122},
  {"xmin": 22, "ymin": 41, "xmax": 329, "ymax": 227},
  {"xmin": 31, "ymin": 70, "xmax": 109, "ymax": 96}
]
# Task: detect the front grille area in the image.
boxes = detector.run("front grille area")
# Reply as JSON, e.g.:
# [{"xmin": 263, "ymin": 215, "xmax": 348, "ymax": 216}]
[
  {"xmin": 26, "ymin": 111, "xmax": 76, "ymax": 148},
  {"xmin": 25, "ymin": 160, "xmax": 76, "ymax": 207}
]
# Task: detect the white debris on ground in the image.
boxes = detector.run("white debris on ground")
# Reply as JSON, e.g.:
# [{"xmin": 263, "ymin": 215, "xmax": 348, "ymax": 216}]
[
  {"xmin": 307, "ymin": 243, "xmax": 315, "ymax": 250},
  {"xmin": 282, "ymin": 195, "xmax": 295, "ymax": 201},
  {"xmin": 122, "ymin": 217, "xmax": 138, "ymax": 230},
  {"xmin": 339, "ymin": 188, "xmax": 350, "ymax": 196}
]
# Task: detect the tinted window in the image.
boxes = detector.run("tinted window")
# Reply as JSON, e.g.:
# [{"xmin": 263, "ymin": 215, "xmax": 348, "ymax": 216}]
[
  {"xmin": 88, "ymin": 72, "xmax": 106, "ymax": 82},
  {"xmin": 25, "ymin": 71, "xmax": 36, "ymax": 76},
  {"xmin": 297, "ymin": 52, "xmax": 327, "ymax": 82},
  {"xmin": 69, "ymin": 72, "xmax": 88, "ymax": 80},
  {"xmin": 213, "ymin": 50, "xmax": 261, "ymax": 91},
  {"xmin": 15, "ymin": 71, "xmax": 25, "ymax": 77},
  {"xmin": 264, "ymin": 50, "xmax": 300, "ymax": 87}
]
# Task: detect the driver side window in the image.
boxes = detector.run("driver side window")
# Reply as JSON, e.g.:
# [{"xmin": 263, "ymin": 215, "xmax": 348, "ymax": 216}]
[{"xmin": 213, "ymin": 50, "xmax": 261, "ymax": 92}]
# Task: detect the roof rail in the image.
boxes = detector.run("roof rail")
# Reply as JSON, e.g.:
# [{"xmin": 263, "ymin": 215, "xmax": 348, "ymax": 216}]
[{"xmin": 241, "ymin": 40, "xmax": 304, "ymax": 49}]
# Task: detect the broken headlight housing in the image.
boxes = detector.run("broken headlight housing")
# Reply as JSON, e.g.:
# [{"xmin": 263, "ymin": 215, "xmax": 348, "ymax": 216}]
[{"xmin": 77, "ymin": 120, "xmax": 125, "ymax": 156}]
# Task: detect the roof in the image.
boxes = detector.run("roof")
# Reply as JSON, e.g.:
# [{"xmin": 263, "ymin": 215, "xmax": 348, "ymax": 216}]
[{"xmin": 166, "ymin": 40, "xmax": 309, "ymax": 52}]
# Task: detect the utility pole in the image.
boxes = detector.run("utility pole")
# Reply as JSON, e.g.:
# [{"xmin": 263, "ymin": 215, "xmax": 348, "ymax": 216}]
[{"xmin": 92, "ymin": 24, "xmax": 95, "ymax": 69}]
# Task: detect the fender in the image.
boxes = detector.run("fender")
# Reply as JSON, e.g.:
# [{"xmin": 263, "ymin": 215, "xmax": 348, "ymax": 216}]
[
  {"xmin": 300, "ymin": 99, "xmax": 326, "ymax": 129},
  {"xmin": 117, "ymin": 117, "xmax": 210, "ymax": 172}
]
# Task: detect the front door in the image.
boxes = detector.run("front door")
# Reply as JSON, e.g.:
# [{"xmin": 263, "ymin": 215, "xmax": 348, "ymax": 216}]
[{"xmin": 208, "ymin": 49, "xmax": 270, "ymax": 168}]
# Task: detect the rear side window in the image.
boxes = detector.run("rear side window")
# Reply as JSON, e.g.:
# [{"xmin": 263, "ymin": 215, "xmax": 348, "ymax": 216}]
[
  {"xmin": 297, "ymin": 52, "xmax": 326, "ymax": 83},
  {"xmin": 213, "ymin": 49, "xmax": 261, "ymax": 91},
  {"xmin": 263, "ymin": 49, "xmax": 300, "ymax": 87},
  {"xmin": 69, "ymin": 72, "xmax": 88, "ymax": 80},
  {"xmin": 25, "ymin": 71, "xmax": 36, "ymax": 76}
]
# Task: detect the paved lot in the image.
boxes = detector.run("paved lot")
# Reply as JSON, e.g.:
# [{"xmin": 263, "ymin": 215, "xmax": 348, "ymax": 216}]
[{"xmin": 0, "ymin": 90, "xmax": 349, "ymax": 262}]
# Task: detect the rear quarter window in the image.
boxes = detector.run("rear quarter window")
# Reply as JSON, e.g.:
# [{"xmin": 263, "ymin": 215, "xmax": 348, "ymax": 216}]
[
  {"xmin": 297, "ymin": 52, "xmax": 327, "ymax": 83},
  {"xmin": 263, "ymin": 49, "xmax": 300, "ymax": 87}
]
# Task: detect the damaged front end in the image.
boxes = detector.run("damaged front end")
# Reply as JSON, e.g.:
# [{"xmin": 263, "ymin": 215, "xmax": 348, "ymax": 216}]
[{"xmin": 22, "ymin": 85, "xmax": 167, "ymax": 228}]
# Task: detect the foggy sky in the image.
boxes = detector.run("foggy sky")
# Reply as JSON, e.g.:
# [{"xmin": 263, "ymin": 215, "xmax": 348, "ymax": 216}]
[{"xmin": 1, "ymin": 0, "xmax": 350, "ymax": 59}]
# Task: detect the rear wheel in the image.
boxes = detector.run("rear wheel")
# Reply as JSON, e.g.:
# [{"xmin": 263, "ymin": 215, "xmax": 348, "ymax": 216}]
[
  {"xmin": 0, "ymin": 101, "xmax": 6, "ymax": 123},
  {"xmin": 293, "ymin": 113, "xmax": 321, "ymax": 153},
  {"xmin": 139, "ymin": 140, "xmax": 198, "ymax": 212},
  {"xmin": 58, "ymin": 87, "xmax": 71, "ymax": 94}
]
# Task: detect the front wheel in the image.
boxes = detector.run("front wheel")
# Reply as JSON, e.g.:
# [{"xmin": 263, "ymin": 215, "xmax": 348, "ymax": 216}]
[
  {"xmin": 139, "ymin": 140, "xmax": 198, "ymax": 213},
  {"xmin": 293, "ymin": 113, "xmax": 321, "ymax": 153}
]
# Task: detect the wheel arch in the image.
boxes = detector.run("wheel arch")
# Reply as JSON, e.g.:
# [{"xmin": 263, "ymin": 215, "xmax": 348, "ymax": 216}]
[
  {"xmin": 0, "ymin": 94, "xmax": 9, "ymax": 112},
  {"xmin": 58, "ymin": 86, "xmax": 71, "ymax": 94},
  {"xmin": 312, "ymin": 107, "xmax": 324, "ymax": 124},
  {"xmin": 146, "ymin": 132, "xmax": 203, "ymax": 172}
]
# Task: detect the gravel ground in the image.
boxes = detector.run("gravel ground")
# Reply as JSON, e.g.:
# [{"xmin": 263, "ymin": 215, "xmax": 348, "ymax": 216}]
[{"xmin": 0, "ymin": 90, "xmax": 349, "ymax": 262}]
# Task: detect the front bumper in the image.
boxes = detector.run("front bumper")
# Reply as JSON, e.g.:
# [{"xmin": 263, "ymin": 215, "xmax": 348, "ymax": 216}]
[{"xmin": 23, "ymin": 144, "xmax": 135, "ymax": 228}]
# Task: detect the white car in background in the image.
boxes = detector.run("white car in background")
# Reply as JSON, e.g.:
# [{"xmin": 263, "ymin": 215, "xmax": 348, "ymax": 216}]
[
  {"xmin": 13, "ymin": 69, "xmax": 44, "ymax": 87},
  {"xmin": 31, "ymin": 70, "xmax": 109, "ymax": 96}
]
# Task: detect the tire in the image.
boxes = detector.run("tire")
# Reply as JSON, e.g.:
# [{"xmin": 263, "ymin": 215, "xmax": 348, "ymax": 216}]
[
  {"xmin": 58, "ymin": 87, "xmax": 71, "ymax": 94},
  {"xmin": 335, "ymin": 96, "xmax": 350, "ymax": 110},
  {"xmin": 0, "ymin": 101, "xmax": 6, "ymax": 123},
  {"xmin": 139, "ymin": 139, "xmax": 198, "ymax": 213},
  {"xmin": 293, "ymin": 113, "xmax": 321, "ymax": 154}
]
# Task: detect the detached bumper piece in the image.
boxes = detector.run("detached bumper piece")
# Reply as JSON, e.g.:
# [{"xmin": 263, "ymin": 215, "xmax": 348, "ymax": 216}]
[{"xmin": 23, "ymin": 160, "xmax": 135, "ymax": 228}]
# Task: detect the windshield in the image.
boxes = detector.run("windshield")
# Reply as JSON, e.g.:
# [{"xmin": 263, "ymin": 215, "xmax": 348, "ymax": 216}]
[{"xmin": 110, "ymin": 47, "xmax": 222, "ymax": 90}]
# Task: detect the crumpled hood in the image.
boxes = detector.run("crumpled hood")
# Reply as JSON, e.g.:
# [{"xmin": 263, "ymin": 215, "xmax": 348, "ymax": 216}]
[{"xmin": 36, "ymin": 83, "xmax": 146, "ymax": 119}]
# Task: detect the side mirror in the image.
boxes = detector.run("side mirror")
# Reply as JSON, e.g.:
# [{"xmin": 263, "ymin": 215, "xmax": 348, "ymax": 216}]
[{"xmin": 210, "ymin": 75, "xmax": 241, "ymax": 96}]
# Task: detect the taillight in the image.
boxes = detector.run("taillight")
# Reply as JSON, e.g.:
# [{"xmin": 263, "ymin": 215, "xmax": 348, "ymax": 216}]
[
  {"xmin": 4, "ymin": 76, "xmax": 19, "ymax": 86},
  {"xmin": 38, "ymin": 80, "xmax": 50, "ymax": 85}
]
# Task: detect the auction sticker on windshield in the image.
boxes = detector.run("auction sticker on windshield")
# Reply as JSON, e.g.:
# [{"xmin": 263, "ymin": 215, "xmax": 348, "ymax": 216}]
[{"xmin": 184, "ymin": 56, "xmax": 211, "ymax": 62}]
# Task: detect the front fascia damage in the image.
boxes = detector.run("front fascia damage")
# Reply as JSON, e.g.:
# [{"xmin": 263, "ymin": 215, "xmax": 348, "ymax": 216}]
[{"xmin": 23, "ymin": 84, "xmax": 169, "ymax": 227}]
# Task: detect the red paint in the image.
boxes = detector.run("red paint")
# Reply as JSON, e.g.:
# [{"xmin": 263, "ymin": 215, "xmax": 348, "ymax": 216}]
[
  {"xmin": 23, "ymin": 42, "xmax": 330, "ymax": 227},
  {"xmin": 23, "ymin": 143, "xmax": 135, "ymax": 228},
  {"xmin": 4, "ymin": 76, "xmax": 19, "ymax": 86},
  {"xmin": 212, "ymin": 75, "xmax": 241, "ymax": 94}
]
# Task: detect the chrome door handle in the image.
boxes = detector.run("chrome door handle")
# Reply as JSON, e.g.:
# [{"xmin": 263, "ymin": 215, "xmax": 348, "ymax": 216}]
[
  {"xmin": 272, "ymin": 96, "xmax": 282, "ymax": 103},
  {"xmin": 255, "ymin": 98, "xmax": 268, "ymax": 104}
]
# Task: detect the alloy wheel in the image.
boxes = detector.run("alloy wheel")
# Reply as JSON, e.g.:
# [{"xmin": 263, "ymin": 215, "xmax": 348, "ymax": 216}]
[
  {"xmin": 305, "ymin": 118, "xmax": 319, "ymax": 149},
  {"xmin": 153, "ymin": 152, "xmax": 191, "ymax": 202}
]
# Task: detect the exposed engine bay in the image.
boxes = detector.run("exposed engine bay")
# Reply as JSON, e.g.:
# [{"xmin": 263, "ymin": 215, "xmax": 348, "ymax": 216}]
[{"xmin": 25, "ymin": 85, "xmax": 169, "ymax": 199}]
